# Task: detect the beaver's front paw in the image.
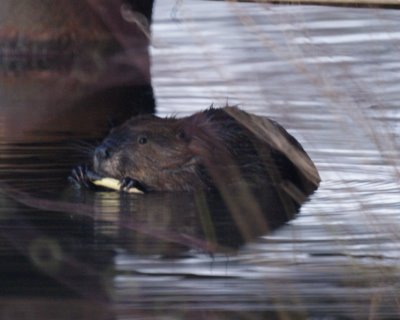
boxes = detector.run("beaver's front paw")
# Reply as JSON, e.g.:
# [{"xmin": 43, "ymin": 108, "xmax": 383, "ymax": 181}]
[
  {"xmin": 69, "ymin": 165, "xmax": 94, "ymax": 189},
  {"xmin": 120, "ymin": 177, "xmax": 148, "ymax": 193}
]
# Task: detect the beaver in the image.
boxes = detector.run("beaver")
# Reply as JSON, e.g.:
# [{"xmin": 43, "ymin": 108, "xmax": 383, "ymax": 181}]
[{"xmin": 70, "ymin": 107, "xmax": 320, "ymax": 198}]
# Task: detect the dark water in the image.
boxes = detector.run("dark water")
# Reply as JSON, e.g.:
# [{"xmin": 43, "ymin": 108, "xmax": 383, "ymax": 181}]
[{"xmin": 1, "ymin": 1, "xmax": 400, "ymax": 319}]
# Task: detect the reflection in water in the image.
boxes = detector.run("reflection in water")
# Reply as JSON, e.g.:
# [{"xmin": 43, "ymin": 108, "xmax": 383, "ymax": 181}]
[
  {"xmin": 0, "ymin": 196, "xmax": 115, "ymax": 319},
  {"xmin": 89, "ymin": 188, "xmax": 301, "ymax": 254},
  {"xmin": 0, "ymin": 205, "xmax": 113, "ymax": 300},
  {"xmin": 0, "ymin": 160, "xmax": 303, "ymax": 319},
  {"xmin": 1, "ymin": 170, "xmax": 302, "ymax": 256}
]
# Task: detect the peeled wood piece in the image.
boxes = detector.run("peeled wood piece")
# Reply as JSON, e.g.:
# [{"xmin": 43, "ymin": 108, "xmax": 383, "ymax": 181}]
[{"xmin": 87, "ymin": 171, "xmax": 144, "ymax": 194}]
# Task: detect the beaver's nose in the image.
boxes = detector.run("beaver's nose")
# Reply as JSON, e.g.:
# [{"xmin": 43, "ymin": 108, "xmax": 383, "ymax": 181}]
[{"xmin": 94, "ymin": 145, "xmax": 112, "ymax": 160}]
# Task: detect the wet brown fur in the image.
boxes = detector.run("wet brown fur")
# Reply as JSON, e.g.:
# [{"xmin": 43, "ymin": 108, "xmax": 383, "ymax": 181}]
[{"xmin": 92, "ymin": 107, "xmax": 320, "ymax": 195}]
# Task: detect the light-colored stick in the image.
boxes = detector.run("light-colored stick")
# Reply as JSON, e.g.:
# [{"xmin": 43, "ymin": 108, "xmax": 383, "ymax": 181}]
[{"xmin": 92, "ymin": 177, "xmax": 144, "ymax": 194}]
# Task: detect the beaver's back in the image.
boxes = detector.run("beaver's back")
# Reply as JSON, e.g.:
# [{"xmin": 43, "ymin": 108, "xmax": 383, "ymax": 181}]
[{"xmin": 180, "ymin": 107, "xmax": 320, "ymax": 197}]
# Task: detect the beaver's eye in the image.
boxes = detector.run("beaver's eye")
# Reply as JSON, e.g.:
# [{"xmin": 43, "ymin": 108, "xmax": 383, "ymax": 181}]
[
  {"xmin": 138, "ymin": 136, "xmax": 147, "ymax": 144},
  {"xmin": 177, "ymin": 130, "xmax": 190, "ymax": 142},
  {"xmin": 177, "ymin": 131, "xmax": 186, "ymax": 140}
]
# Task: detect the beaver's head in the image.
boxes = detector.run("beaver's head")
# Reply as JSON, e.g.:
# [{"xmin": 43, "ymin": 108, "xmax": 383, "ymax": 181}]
[{"xmin": 92, "ymin": 114, "xmax": 209, "ymax": 191}]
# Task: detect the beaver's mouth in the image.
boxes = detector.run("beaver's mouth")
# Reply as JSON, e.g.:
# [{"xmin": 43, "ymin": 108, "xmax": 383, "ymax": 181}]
[{"xmin": 0, "ymin": 35, "xmax": 116, "ymax": 74}]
